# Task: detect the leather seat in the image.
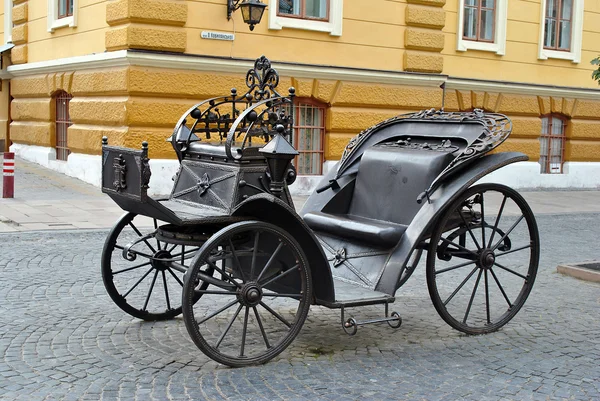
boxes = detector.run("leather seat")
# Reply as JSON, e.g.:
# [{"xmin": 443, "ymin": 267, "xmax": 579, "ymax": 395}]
[
  {"xmin": 304, "ymin": 144, "xmax": 455, "ymax": 247},
  {"xmin": 304, "ymin": 211, "xmax": 407, "ymax": 247}
]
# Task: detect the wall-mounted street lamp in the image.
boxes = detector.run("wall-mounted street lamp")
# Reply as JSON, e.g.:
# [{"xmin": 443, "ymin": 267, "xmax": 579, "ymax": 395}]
[{"xmin": 227, "ymin": 0, "xmax": 267, "ymax": 31}]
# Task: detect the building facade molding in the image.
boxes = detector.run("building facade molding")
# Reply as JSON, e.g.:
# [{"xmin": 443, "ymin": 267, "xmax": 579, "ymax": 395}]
[{"xmin": 3, "ymin": 51, "xmax": 600, "ymax": 101}]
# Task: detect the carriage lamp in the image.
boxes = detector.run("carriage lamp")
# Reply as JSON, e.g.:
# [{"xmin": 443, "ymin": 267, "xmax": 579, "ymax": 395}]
[
  {"xmin": 259, "ymin": 125, "xmax": 298, "ymax": 197},
  {"xmin": 227, "ymin": 0, "xmax": 267, "ymax": 31}
]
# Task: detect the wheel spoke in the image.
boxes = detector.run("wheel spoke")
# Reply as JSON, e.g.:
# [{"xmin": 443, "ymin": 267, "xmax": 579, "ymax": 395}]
[
  {"xmin": 215, "ymin": 304, "xmax": 244, "ymax": 349},
  {"xmin": 458, "ymin": 210, "xmax": 481, "ymax": 251},
  {"xmin": 491, "ymin": 215, "xmax": 524, "ymax": 252},
  {"xmin": 489, "ymin": 267, "xmax": 513, "ymax": 308},
  {"xmin": 262, "ymin": 292, "xmax": 302, "ymax": 299},
  {"xmin": 493, "ymin": 261, "xmax": 527, "ymax": 281},
  {"xmin": 439, "ymin": 237, "xmax": 478, "ymax": 257},
  {"xmin": 112, "ymin": 261, "xmax": 151, "ymax": 275},
  {"xmin": 495, "ymin": 244, "xmax": 532, "ymax": 258},
  {"xmin": 143, "ymin": 270, "xmax": 160, "ymax": 311},
  {"xmin": 479, "ymin": 192, "xmax": 486, "ymax": 248},
  {"xmin": 259, "ymin": 301, "xmax": 292, "ymax": 328},
  {"xmin": 250, "ymin": 231, "xmax": 260, "ymax": 279},
  {"xmin": 162, "ymin": 270, "xmax": 172, "ymax": 311},
  {"xmin": 484, "ymin": 269, "xmax": 490, "ymax": 324},
  {"xmin": 206, "ymin": 259, "xmax": 242, "ymax": 288},
  {"xmin": 167, "ymin": 243, "xmax": 177, "ymax": 252},
  {"xmin": 128, "ymin": 221, "xmax": 157, "ymax": 253},
  {"xmin": 197, "ymin": 299, "xmax": 239, "ymax": 325},
  {"xmin": 487, "ymin": 195, "xmax": 507, "ymax": 248},
  {"xmin": 259, "ymin": 264, "xmax": 299, "ymax": 288},
  {"xmin": 153, "ymin": 219, "xmax": 161, "ymax": 249},
  {"xmin": 181, "ymin": 245, "xmax": 185, "ymax": 265},
  {"xmin": 228, "ymin": 239, "xmax": 246, "ymax": 283},
  {"xmin": 170, "ymin": 247, "xmax": 200, "ymax": 259},
  {"xmin": 253, "ymin": 306, "xmax": 271, "ymax": 349},
  {"xmin": 256, "ymin": 242, "xmax": 285, "ymax": 283},
  {"xmin": 167, "ymin": 268, "xmax": 184, "ymax": 287},
  {"xmin": 240, "ymin": 307, "xmax": 250, "ymax": 357},
  {"xmin": 123, "ymin": 267, "xmax": 154, "ymax": 298},
  {"xmin": 435, "ymin": 260, "xmax": 476, "ymax": 275},
  {"xmin": 463, "ymin": 269, "xmax": 483, "ymax": 324},
  {"xmin": 443, "ymin": 266, "xmax": 479, "ymax": 306},
  {"xmin": 194, "ymin": 289, "xmax": 237, "ymax": 296}
]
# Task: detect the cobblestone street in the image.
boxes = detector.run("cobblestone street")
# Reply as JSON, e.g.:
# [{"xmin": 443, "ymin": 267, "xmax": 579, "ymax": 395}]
[{"xmin": 1, "ymin": 211, "xmax": 599, "ymax": 400}]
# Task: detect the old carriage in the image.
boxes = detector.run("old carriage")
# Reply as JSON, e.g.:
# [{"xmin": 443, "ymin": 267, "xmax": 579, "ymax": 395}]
[{"xmin": 101, "ymin": 56, "xmax": 539, "ymax": 367}]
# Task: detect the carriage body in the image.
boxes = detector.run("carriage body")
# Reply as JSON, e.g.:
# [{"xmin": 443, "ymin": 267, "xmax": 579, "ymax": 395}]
[{"xmin": 100, "ymin": 56, "xmax": 539, "ymax": 367}]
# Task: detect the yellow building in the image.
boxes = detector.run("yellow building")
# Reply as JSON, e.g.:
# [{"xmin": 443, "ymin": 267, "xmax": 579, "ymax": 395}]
[{"xmin": 1, "ymin": 0, "xmax": 599, "ymax": 194}]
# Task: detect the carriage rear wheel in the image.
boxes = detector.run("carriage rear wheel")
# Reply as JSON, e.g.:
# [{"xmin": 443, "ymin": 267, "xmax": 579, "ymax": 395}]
[
  {"xmin": 182, "ymin": 221, "xmax": 312, "ymax": 367},
  {"xmin": 426, "ymin": 184, "xmax": 539, "ymax": 335},
  {"xmin": 101, "ymin": 213, "xmax": 211, "ymax": 321}
]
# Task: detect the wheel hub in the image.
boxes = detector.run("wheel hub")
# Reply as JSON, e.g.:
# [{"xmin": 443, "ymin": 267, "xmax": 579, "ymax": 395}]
[
  {"xmin": 238, "ymin": 283, "xmax": 263, "ymax": 306},
  {"xmin": 479, "ymin": 249, "xmax": 496, "ymax": 269},
  {"xmin": 151, "ymin": 250, "xmax": 172, "ymax": 271}
]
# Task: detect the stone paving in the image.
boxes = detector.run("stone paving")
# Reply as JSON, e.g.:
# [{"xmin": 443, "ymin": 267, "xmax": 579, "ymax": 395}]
[{"xmin": 1, "ymin": 211, "xmax": 599, "ymax": 400}]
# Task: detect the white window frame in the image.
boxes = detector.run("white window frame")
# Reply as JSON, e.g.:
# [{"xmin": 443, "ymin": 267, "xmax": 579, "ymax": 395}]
[
  {"xmin": 456, "ymin": 0, "xmax": 507, "ymax": 56},
  {"xmin": 4, "ymin": 0, "xmax": 12, "ymax": 44},
  {"xmin": 47, "ymin": 0, "xmax": 78, "ymax": 33},
  {"xmin": 538, "ymin": 0, "xmax": 583, "ymax": 63},
  {"xmin": 268, "ymin": 0, "xmax": 343, "ymax": 36}
]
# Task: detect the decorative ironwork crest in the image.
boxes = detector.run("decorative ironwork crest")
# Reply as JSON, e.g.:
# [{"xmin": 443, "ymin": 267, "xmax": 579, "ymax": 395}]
[
  {"xmin": 197, "ymin": 173, "xmax": 211, "ymax": 196},
  {"xmin": 141, "ymin": 142, "xmax": 151, "ymax": 191},
  {"xmin": 113, "ymin": 154, "xmax": 127, "ymax": 191},
  {"xmin": 245, "ymin": 55, "xmax": 281, "ymax": 100},
  {"xmin": 333, "ymin": 248, "xmax": 347, "ymax": 268}
]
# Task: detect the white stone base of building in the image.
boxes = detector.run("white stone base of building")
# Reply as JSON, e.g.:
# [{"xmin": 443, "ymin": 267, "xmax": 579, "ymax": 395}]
[{"xmin": 11, "ymin": 144, "xmax": 600, "ymax": 197}]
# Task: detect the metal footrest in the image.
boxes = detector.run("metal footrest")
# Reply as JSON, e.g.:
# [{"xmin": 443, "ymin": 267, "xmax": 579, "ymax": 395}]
[{"xmin": 340, "ymin": 302, "xmax": 402, "ymax": 336}]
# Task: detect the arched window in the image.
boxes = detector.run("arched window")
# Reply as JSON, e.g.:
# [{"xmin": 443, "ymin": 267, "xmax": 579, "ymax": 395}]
[
  {"xmin": 54, "ymin": 91, "xmax": 73, "ymax": 161},
  {"xmin": 292, "ymin": 98, "xmax": 326, "ymax": 175},
  {"xmin": 540, "ymin": 114, "xmax": 567, "ymax": 174}
]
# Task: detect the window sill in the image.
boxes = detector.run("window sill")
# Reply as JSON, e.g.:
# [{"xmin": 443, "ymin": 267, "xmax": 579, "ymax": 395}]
[
  {"xmin": 48, "ymin": 16, "xmax": 76, "ymax": 33},
  {"xmin": 538, "ymin": 48, "xmax": 580, "ymax": 64},
  {"xmin": 457, "ymin": 39, "xmax": 505, "ymax": 56}
]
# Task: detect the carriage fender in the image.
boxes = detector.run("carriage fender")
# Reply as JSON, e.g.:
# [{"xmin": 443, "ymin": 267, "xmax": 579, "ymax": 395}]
[
  {"xmin": 232, "ymin": 193, "xmax": 335, "ymax": 304},
  {"xmin": 376, "ymin": 151, "xmax": 529, "ymax": 295}
]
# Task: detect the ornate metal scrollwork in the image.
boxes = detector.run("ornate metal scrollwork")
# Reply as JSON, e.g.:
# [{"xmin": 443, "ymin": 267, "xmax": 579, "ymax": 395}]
[
  {"xmin": 378, "ymin": 138, "xmax": 460, "ymax": 153},
  {"xmin": 337, "ymin": 108, "xmax": 512, "ymax": 182},
  {"xmin": 170, "ymin": 55, "xmax": 295, "ymax": 162},
  {"xmin": 113, "ymin": 154, "xmax": 127, "ymax": 192},
  {"xmin": 245, "ymin": 55, "xmax": 281, "ymax": 101},
  {"xmin": 197, "ymin": 173, "xmax": 211, "ymax": 196}
]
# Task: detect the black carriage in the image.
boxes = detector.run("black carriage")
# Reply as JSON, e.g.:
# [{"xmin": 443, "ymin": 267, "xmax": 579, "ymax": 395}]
[{"xmin": 100, "ymin": 56, "xmax": 539, "ymax": 367}]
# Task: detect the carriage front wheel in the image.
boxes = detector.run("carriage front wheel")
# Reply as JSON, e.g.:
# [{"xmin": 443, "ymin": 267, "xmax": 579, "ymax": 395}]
[
  {"xmin": 426, "ymin": 183, "xmax": 539, "ymax": 335},
  {"xmin": 182, "ymin": 221, "xmax": 312, "ymax": 367}
]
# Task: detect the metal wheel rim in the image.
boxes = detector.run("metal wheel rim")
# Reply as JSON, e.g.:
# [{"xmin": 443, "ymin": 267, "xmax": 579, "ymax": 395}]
[
  {"xmin": 182, "ymin": 221, "xmax": 312, "ymax": 367},
  {"xmin": 426, "ymin": 184, "xmax": 539, "ymax": 334},
  {"xmin": 101, "ymin": 213, "xmax": 207, "ymax": 321}
]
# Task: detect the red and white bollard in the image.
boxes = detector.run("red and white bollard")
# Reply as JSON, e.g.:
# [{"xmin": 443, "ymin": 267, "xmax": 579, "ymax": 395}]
[{"xmin": 3, "ymin": 152, "xmax": 14, "ymax": 198}]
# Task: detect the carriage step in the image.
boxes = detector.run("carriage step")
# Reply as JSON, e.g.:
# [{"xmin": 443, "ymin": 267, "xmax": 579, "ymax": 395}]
[{"xmin": 340, "ymin": 302, "xmax": 402, "ymax": 336}]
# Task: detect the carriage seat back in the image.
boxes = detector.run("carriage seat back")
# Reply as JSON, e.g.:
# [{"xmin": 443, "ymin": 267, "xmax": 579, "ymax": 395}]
[{"xmin": 348, "ymin": 143, "xmax": 455, "ymax": 226}]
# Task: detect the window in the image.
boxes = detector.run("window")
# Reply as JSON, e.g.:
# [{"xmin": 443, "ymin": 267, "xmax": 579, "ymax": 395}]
[
  {"xmin": 538, "ymin": 0, "xmax": 583, "ymax": 63},
  {"xmin": 457, "ymin": 0, "xmax": 507, "ymax": 55},
  {"xmin": 292, "ymin": 99, "xmax": 326, "ymax": 175},
  {"xmin": 268, "ymin": 0, "xmax": 342, "ymax": 36},
  {"xmin": 55, "ymin": 91, "xmax": 73, "ymax": 161},
  {"xmin": 58, "ymin": 0, "xmax": 74, "ymax": 18},
  {"xmin": 47, "ymin": 0, "xmax": 78, "ymax": 32},
  {"xmin": 463, "ymin": 0, "xmax": 495, "ymax": 42},
  {"xmin": 539, "ymin": 115, "xmax": 566, "ymax": 174},
  {"xmin": 278, "ymin": 0, "xmax": 328, "ymax": 21}
]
